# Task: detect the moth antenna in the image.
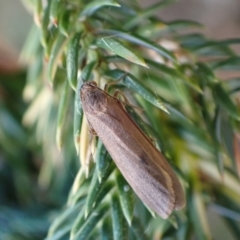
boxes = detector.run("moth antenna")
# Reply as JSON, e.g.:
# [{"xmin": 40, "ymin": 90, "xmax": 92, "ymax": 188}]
[
  {"xmin": 104, "ymin": 72, "xmax": 128, "ymax": 91},
  {"xmin": 104, "ymin": 73, "xmax": 143, "ymax": 112},
  {"xmin": 114, "ymin": 89, "xmax": 144, "ymax": 113},
  {"xmin": 113, "ymin": 89, "xmax": 129, "ymax": 103}
]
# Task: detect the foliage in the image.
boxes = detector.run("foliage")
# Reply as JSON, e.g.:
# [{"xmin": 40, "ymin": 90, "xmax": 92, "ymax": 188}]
[{"xmin": 1, "ymin": 0, "xmax": 240, "ymax": 239}]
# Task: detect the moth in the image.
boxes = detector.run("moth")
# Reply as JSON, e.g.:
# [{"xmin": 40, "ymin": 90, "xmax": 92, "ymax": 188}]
[{"xmin": 80, "ymin": 81, "xmax": 185, "ymax": 219}]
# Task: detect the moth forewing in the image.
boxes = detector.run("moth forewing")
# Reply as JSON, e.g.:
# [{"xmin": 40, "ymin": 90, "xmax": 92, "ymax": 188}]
[{"xmin": 80, "ymin": 81, "xmax": 185, "ymax": 219}]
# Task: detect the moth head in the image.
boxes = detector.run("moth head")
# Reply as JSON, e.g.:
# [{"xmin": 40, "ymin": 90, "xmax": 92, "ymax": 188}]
[
  {"xmin": 80, "ymin": 81, "xmax": 98, "ymax": 95},
  {"xmin": 80, "ymin": 81, "xmax": 108, "ymax": 112}
]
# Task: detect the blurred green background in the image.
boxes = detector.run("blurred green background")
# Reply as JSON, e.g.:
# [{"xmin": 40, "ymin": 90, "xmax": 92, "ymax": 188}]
[
  {"xmin": 0, "ymin": 1, "xmax": 240, "ymax": 240},
  {"xmin": 1, "ymin": 0, "xmax": 240, "ymax": 55}
]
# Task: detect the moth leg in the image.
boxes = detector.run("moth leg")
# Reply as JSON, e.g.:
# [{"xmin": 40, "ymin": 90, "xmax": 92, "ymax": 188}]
[
  {"xmin": 149, "ymin": 136, "xmax": 160, "ymax": 148},
  {"xmin": 82, "ymin": 128, "xmax": 96, "ymax": 178},
  {"xmin": 84, "ymin": 146, "xmax": 92, "ymax": 178},
  {"xmin": 88, "ymin": 123, "xmax": 97, "ymax": 136},
  {"xmin": 87, "ymin": 123, "xmax": 98, "ymax": 163},
  {"xmin": 89, "ymin": 135, "xmax": 97, "ymax": 161},
  {"xmin": 104, "ymin": 72, "xmax": 128, "ymax": 92}
]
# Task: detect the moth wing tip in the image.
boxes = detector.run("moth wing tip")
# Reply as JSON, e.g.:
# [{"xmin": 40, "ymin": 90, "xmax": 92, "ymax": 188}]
[{"xmin": 174, "ymin": 194, "xmax": 186, "ymax": 211}]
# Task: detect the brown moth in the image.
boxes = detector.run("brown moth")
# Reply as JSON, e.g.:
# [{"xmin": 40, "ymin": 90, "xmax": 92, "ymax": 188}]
[{"xmin": 80, "ymin": 81, "xmax": 185, "ymax": 219}]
